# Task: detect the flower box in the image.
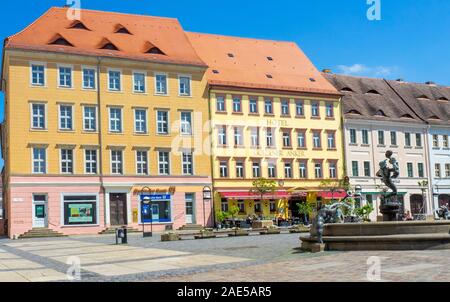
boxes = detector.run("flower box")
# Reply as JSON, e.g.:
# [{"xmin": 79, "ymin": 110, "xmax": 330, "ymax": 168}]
[{"xmin": 161, "ymin": 233, "xmax": 181, "ymax": 242}]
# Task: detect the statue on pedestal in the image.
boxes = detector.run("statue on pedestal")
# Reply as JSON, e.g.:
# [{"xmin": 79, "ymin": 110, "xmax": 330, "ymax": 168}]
[{"xmin": 376, "ymin": 150, "xmax": 401, "ymax": 221}]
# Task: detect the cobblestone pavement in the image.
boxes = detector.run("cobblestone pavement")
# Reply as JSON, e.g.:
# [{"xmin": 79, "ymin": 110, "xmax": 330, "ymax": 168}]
[{"xmin": 1, "ymin": 233, "xmax": 450, "ymax": 282}]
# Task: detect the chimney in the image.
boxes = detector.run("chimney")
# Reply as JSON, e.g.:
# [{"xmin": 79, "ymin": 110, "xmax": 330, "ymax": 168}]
[{"xmin": 322, "ymin": 69, "xmax": 332, "ymax": 74}]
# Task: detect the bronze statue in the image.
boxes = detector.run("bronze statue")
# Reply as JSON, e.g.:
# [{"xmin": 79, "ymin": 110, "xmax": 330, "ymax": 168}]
[{"xmin": 376, "ymin": 151, "xmax": 401, "ymax": 221}]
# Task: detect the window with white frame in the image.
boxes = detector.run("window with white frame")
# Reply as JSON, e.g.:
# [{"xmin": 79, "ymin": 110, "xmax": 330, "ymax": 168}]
[
  {"xmin": 266, "ymin": 128, "xmax": 274, "ymax": 147},
  {"xmin": 433, "ymin": 134, "xmax": 439, "ymax": 148},
  {"xmin": 111, "ymin": 150, "xmax": 123, "ymax": 175},
  {"xmin": 82, "ymin": 68, "xmax": 96, "ymax": 89},
  {"xmin": 418, "ymin": 163, "xmax": 424, "ymax": 178},
  {"xmin": 61, "ymin": 149, "xmax": 74, "ymax": 174},
  {"xmin": 31, "ymin": 103, "xmax": 46, "ymax": 129},
  {"xmin": 136, "ymin": 150, "xmax": 148, "ymax": 175},
  {"xmin": 32, "ymin": 147, "xmax": 46, "ymax": 174},
  {"xmin": 325, "ymin": 102, "xmax": 334, "ymax": 118},
  {"xmin": 311, "ymin": 102, "xmax": 320, "ymax": 117},
  {"xmin": 182, "ymin": 151, "xmax": 193, "ymax": 175},
  {"xmin": 251, "ymin": 127, "xmax": 260, "ymax": 148},
  {"xmin": 158, "ymin": 151, "xmax": 170, "ymax": 175},
  {"xmin": 446, "ymin": 164, "xmax": 450, "ymax": 178},
  {"xmin": 59, "ymin": 105, "xmax": 73, "ymax": 130},
  {"xmin": 362, "ymin": 129, "xmax": 369, "ymax": 145},
  {"xmin": 134, "ymin": 109, "xmax": 147, "ymax": 134},
  {"xmin": 31, "ymin": 64, "xmax": 45, "ymax": 86},
  {"xmin": 133, "ymin": 72, "xmax": 146, "ymax": 93},
  {"xmin": 85, "ymin": 149, "xmax": 97, "ymax": 174},
  {"xmin": 297, "ymin": 131, "xmax": 306, "ymax": 148},
  {"xmin": 232, "ymin": 97, "xmax": 242, "ymax": 113},
  {"xmin": 296, "ymin": 100, "xmax": 304, "ymax": 116},
  {"xmin": 179, "ymin": 76, "xmax": 191, "ymax": 96},
  {"xmin": 299, "ymin": 161, "xmax": 307, "ymax": 179},
  {"xmin": 443, "ymin": 135, "xmax": 449, "ymax": 148},
  {"xmin": 407, "ymin": 162, "xmax": 414, "ymax": 178},
  {"xmin": 216, "ymin": 96, "xmax": 225, "ymax": 112},
  {"xmin": 83, "ymin": 106, "xmax": 97, "ymax": 131},
  {"xmin": 282, "ymin": 130, "xmax": 291, "ymax": 148},
  {"xmin": 218, "ymin": 126, "xmax": 227, "ymax": 146},
  {"xmin": 435, "ymin": 163, "xmax": 442, "ymax": 178},
  {"xmin": 327, "ymin": 131, "xmax": 336, "ymax": 149},
  {"xmin": 155, "ymin": 73, "xmax": 168, "ymax": 95},
  {"xmin": 313, "ymin": 131, "xmax": 322, "ymax": 148},
  {"xmin": 157, "ymin": 110, "xmax": 169, "ymax": 134},
  {"xmin": 234, "ymin": 127, "xmax": 243, "ymax": 146},
  {"xmin": 268, "ymin": 163, "xmax": 276, "ymax": 178},
  {"xmin": 314, "ymin": 162, "xmax": 323, "ymax": 179},
  {"xmin": 378, "ymin": 131, "xmax": 385, "ymax": 145},
  {"xmin": 349, "ymin": 129, "xmax": 357, "ymax": 144},
  {"xmin": 390, "ymin": 131, "xmax": 397, "ymax": 146},
  {"xmin": 249, "ymin": 99, "xmax": 258, "ymax": 113},
  {"xmin": 281, "ymin": 100, "xmax": 290, "ymax": 115},
  {"xmin": 109, "ymin": 107, "xmax": 122, "ymax": 133},
  {"xmin": 405, "ymin": 132, "xmax": 412, "ymax": 147},
  {"xmin": 180, "ymin": 111, "xmax": 192, "ymax": 135},
  {"xmin": 58, "ymin": 66, "xmax": 72, "ymax": 88},
  {"xmin": 264, "ymin": 99, "xmax": 273, "ymax": 114},
  {"xmin": 252, "ymin": 162, "xmax": 261, "ymax": 178},
  {"xmin": 329, "ymin": 162, "xmax": 337, "ymax": 179},
  {"xmin": 284, "ymin": 162, "xmax": 293, "ymax": 178},
  {"xmin": 352, "ymin": 161, "xmax": 359, "ymax": 177},
  {"xmin": 416, "ymin": 133, "xmax": 422, "ymax": 147},
  {"xmin": 236, "ymin": 161, "xmax": 244, "ymax": 178},
  {"xmin": 108, "ymin": 70, "xmax": 121, "ymax": 91},
  {"xmin": 219, "ymin": 161, "xmax": 229, "ymax": 178}
]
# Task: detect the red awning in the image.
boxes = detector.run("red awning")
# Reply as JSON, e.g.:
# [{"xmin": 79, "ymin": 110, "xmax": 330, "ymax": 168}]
[
  {"xmin": 318, "ymin": 190, "xmax": 348, "ymax": 199},
  {"xmin": 220, "ymin": 191, "xmax": 289, "ymax": 200}
]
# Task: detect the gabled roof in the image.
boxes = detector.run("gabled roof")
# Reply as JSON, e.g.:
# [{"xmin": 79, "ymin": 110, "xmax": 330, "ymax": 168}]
[
  {"xmin": 386, "ymin": 80, "xmax": 450, "ymax": 125},
  {"xmin": 4, "ymin": 7, "xmax": 206, "ymax": 67},
  {"xmin": 186, "ymin": 32, "xmax": 339, "ymax": 96},
  {"xmin": 323, "ymin": 73, "xmax": 422, "ymax": 123}
]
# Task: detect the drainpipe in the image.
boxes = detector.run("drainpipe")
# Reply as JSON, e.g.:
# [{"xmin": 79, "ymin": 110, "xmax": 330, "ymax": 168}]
[
  {"xmin": 424, "ymin": 124, "xmax": 434, "ymax": 215},
  {"xmin": 96, "ymin": 57, "xmax": 106, "ymax": 227},
  {"xmin": 207, "ymin": 85, "xmax": 216, "ymax": 228}
]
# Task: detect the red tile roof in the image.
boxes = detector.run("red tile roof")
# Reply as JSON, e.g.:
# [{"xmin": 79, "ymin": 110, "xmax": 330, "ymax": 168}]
[
  {"xmin": 4, "ymin": 7, "xmax": 206, "ymax": 67},
  {"xmin": 186, "ymin": 32, "xmax": 340, "ymax": 95}
]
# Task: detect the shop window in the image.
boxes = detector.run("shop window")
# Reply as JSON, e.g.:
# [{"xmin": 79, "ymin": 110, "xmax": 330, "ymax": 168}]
[
  {"xmin": 254, "ymin": 201, "xmax": 262, "ymax": 214},
  {"xmin": 238, "ymin": 200, "xmax": 245, "ymax": 214},
  {"xmin": 269, "ymin": 200, "xmax": 277, "ymax": 213},
  {"xmin": 221, "ymin": 198, "xmax": 229, "ymax": 212},
  {"xmin": 141, "ymin": 195, "xmax": 172, "ymax": 223},
  {"xmin": 63, "ymin": 195, "xmax": 98, "ymax": 226}
]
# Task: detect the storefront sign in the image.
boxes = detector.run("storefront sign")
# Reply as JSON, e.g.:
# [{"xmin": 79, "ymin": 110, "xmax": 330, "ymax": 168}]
[{"xmin": 133, "ymin": 186, "xmax": 176, "ymax": 196}]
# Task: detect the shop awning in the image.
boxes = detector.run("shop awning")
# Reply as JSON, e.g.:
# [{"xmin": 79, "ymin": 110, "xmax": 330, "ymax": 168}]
[
  {"xmin": 317, "ymin": 190, "xmax": 348, "ymax": 199},
  {"xmin": 362, "ymin": 192, "xmax": 407, "ymax": 196},
  {"xmin": 220, "ymin": 191, "xmax": 289, "ymax": 200}
]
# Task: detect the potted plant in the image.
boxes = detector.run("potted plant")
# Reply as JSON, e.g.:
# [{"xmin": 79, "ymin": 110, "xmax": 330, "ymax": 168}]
[
  {"xmin": 228, "ymin": 227, "xmax": 250, "ymax": 237},
  {"xmin": 355, "ymin": 204, "xmax": 374, "ymax": 222},
  {"xmin": 228, "ymin": 206, "xmax": 240, "ymax": 228},
  {"xmin": 260, "ymin": 225, "xmax": 281, "ymax": 235},
  {"xmin": 296, "ymin": 202, "xmax": 314, "ymax": 226},
  {"xmin": 194, "ymin": 228, "xmax": 217, "ymax": 239},
  {"xmin": 161, "ymin": 232, "xmax": 181, "ymax": 242},
  {"xmin": 215, "ymin": 211, "xmax": 228, "ymax": 229}
]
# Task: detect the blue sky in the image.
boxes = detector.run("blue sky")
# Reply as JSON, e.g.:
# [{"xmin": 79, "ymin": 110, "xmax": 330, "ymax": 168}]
[{"xmin": 0, "ymin": 0, "xmax": 449, "ymax": 167}]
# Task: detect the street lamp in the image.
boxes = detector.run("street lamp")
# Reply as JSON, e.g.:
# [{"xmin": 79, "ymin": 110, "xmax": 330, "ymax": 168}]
[
  {"xmin": 202, "ymin": 186, "xmax": 212, "ymax": 228},
  {"xmin": 140, "ymin": 186, "xmax": 153, "ymax": 238}
]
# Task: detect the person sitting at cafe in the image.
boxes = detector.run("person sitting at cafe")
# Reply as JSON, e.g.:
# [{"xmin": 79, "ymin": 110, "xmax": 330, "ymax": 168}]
[{"xmin": 404, "ymin": 211, "xmax": 413, "ymax": 221}]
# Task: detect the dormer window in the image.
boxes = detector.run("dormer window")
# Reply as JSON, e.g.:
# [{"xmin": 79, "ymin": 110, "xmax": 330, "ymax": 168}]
[
  {"xmin": 267, "ymin": 56, "xmax": 273, "ymax": 61},
  {"xmin": 212, "ymin": 70, "xmax": 220, "ymax": 74},
  {"xmin": 99, "ymin": 39, "xmax": 119, "ymax": 51},
  {"xmin": 309, "ymin": 78, "xmax": 316, "ymax": 82},
  {"xmin": 68, "ymin": 21, "xmax": 90, "ymax": 31},
  {"xmin": 227, "ymin": 53, "xmax": 235, "ymax": 58},
  {"xmin": 417, "ymin": 95, "xmax": 430, "ymax": 100},
  {"xmin": 375, "ymin": 110, "xmax": 387, "ymax": 117},
  {"xmin": 266, "ymin": 74, "xmax": 273, "ymax": 79},
  {"xmin": 143, "ymin": 42, "xmax": 165, "ymax": 55},
  {"xmin": 341, "ymin": 87, "xmax": 353, "ymax": 92},
  {"xmin": 48, "ymin": 34, "xmax": 74, "ymax": 47},
  {"xmin": 401, "ymin": 114, "xmax": 414, "ymax": 119},
  {"xmin": 366, "ymin": 90, "xmax": 380, "ymax": 95},
  {"xmin": 438, "ymin": 97, "xmax": 449, "ymax": 102},
  {"xmin": 347, "ymin": 110, "xmax": 362, "ymax": 115},
  {"xmin": 114, "ymin": 24, "xmax": 132, "ymax": 35},
  {"xmin": 429, "ymin": 115, "xmax": 441, "ymax": 120}
]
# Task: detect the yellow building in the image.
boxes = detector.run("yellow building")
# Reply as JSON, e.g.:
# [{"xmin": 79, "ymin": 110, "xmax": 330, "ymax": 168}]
[
  {"xmin": 1, "ymin": 7, "xmax": 212, "ymax": 238},
  {"xmin": 187, "ymin": 33, "xmax": 343, "ymax": 222}
]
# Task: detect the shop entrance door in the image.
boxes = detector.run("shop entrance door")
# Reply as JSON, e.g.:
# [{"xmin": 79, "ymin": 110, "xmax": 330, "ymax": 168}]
[
  {"xmin": 110, "ymin": 193, "xmax": 127, "ymax": 226},
  {"xmin": 185, "ymin": 194, "xmax": 195, "ymax": 224},
  {"xmin": 32, "ymin": 195, "xmax": 48, "ymax": 228}
]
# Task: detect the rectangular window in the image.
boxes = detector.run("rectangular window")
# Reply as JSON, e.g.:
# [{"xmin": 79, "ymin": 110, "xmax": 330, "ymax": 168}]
[
  {"xmin": 111, "ymin": 150, "xmax": 123, "ymax": 175},
  {"xmin": 238, "ymin": 200, "xmax": 245, "ymax": 214},
  {"xmin": 221, "ymin": 199, "xmax": 229, "ymax": 212},
  {"xmin": 236, "ymin": 161, "xmax": 244, "ymax": 178},
  {"xmin": 234, "ymin": 127, "xmax": 243, "ymax": 146},
  {"xmin": 311, "ymin": 102, "xmax": 320, "ymax": 117},
  {"xmin": 83, "ymin": 106, "xmax": 97, "ymax": 131},
  {"xmin": 264, "ymin": 99, "xmax": 273, "ymax": 114},
  {"xmin": 218, "ymin": 126, "xmax": 227, "ymax": 146},
  {"xmin": 390, "ymin": 131, "xmax": 397, "ymax": 146},
  {"xmin": 284, "ymin": 162, "xmax": 293, "ymax": 178},
  {"xmin": 216, "ymin": 96, "xmax": 226, "ymax": 112},
  {"xmin": 416, "ymin": 133, "xmax": 422, "ymax": 147},
  {"xmin": 299, "ymin": 161, "xmax": 307, "ymax": 179},
  {"xmin": 249, "ymin": 99, "xmax": 258, "ymax": 113},
  {"xmin": 220, "ymin": 161, "xmax": 229, "ymax": 178},
  {"xmin": 418, "ymin": 163, "xmax": 424, "ymax": 178},
  {"xmin": 60, "ymin": 149, "xmax": 74, "ymax": 174},
  {"xmin": 155, "ymin": 73, "xmax": 168, "ymax": 95},
  {"xmin": 266, "ymin": 128, "xmax": 274, "ymax": 147},
  {"xmin": 433, "ymin": 135, "xmax": 439, "ymax": 148},
  {"xmin": 82, "ymin": 68, "xmax": 96, "ymax": 89},
  {"xmin": 59, "ymin": 105, "xmax": 73, "ymax": 130},
  {"xmin": 295, "ymin": 100, "xmax": 304, "ymax": 116},
  {"xmin": 405, "ymin": 133, "xmax": 411, "ymax": 147},
  {"xmin": 281, "ymin": 100, "xmax": 290, "ymax": 116},
  {"xmin": 63, "ymin": 195, "xmax": 98, "ymax": 226},
  {"xmin": 59, "ymin": 66, "xmax": 72, "ymax": 88},
  {"xmin": 109, "ymin": 107, "xmax": 122, "ymax": 133},
  {"xmin": 362, "ymin": 129, "xmax": 369, "ymax": 145},
  {"xmin": 232, "ymin": 97, "xmax": 242, "ymax": 113},
  {"xmin": 136, "ymin": 151, "xmax": 148, "ymax": 175},
  {"xmin": 252, "ymin": 162, "xmax": 261, "ymax": 178},
  {"xmin": 446, "ymin": 164, "xmax": 450, "ymax": 178},
  {"xmin": 297, "ymin": 131, "xmax": 306, "ymax": 148},
  {"xmin": 327, "ymin": 132, "xmax": 336, "ymax": 149},
  {"xmin": 158, "ymin": 151, "xmax": 170, "ymax": 175},
  {"xmin": 282, "ymin": 131, "xmax": 291, "ymax": 148},
  {"xmin": 329, "ymin": 162, "xmax": 337, "ymax": 179},
  {"xmin": 350, "ymin": 129, "xmax": 357, "ymax": 144},
  {"xmin": 443, "ymin": 135, "xmax": 449, "ymax": 148},
  {"xmin": 270, "ymin": 200, "xmax": 277, "ymax": 213},
  {"xmin": 133, "ymin": 72, "xmax": 146, "ymax": 93},
  {"xmin": 182, "ymin": 151, "xmax": 193, "ymax": 175},
  {"xmin": 31, "ymin": 103, "xmax": 46, "ymax": 129},
  {"xmin": 313, "ymin": 131, "xmax": 322, "ymax": 149},
  {"xmin": 85, "ymin": 150, "xmax": 97, "ymax": 174},
  {"xmin": 180, "ymin": 111, "xmax": 192, "ymax": 135},
  {"xmin": 179, "ymin": 76, "xmax": 191, "ymax": 96},
  {"xmin": 325, "ymin": 102, "xmax": 334, "ymax": 118},
  {"xmin": 364, "ymin": 161, "xmax": 371, "ymax": 177},
  {"xmin": 352, "ymin": 161, "xmax": 359, "ymax": 177},
  {"xmin": 157, "ymin": 111, "xmax": 169, "ymax": 134},
  {"xmin": 268, "ymin": 163, "xmax": 276, "ymax": 178},
  {"xmin": 407, "ymin": 162, "xmax": 414, "ymax": 178},
  {"xmin": 378, "ymin": 130, "xmax": 385, "ymax": 145},
  {"xmin": 254, "ymin": 202, "xmax": 262, "ymax": 214},
  {"xmin": 32, "ymin": 148, "xmax": 46, "ymax": 174},
  {"xmin": 108, "ymin": 70, "xmax": 121, "ymax": 91},
  {"xmin": 141, "ymin": 195, "xmax": 171, "ymax": 223},
  {"xmin": 314, "ymin": 162, "xmax": 323, "ymax": 179},
  {"xmin": 435, "ymin": 164, "xmax": 441, "ymax": 178},
  {"xmin": 31, "ymin": 64, "xmax": 45, "ymax": 86},
  {"xmin": 134, "ymin": 109, "xmax": 147, "ymax": 134}
]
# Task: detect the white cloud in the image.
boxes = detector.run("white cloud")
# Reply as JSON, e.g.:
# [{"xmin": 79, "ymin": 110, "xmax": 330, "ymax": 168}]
[{"xmin": 336, "ymin": 64, "xmax": 398, "ymax": 77}]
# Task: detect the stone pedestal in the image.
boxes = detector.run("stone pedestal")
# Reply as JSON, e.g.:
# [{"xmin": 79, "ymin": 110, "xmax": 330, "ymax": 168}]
[
  {"xmin": 252, "ymin": 220, "xmax": 274, "ymax": 229},
  {"xmin": 379, "ymin": 195, "xmax": 401, "ymax": 221}
]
